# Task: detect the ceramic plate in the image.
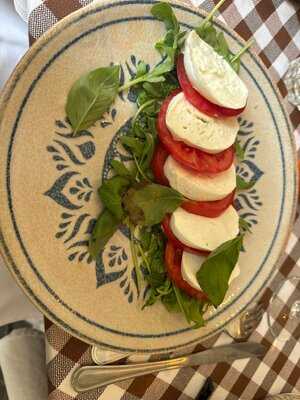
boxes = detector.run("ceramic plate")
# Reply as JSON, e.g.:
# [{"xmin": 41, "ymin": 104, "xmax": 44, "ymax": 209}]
[{"xmin": 0, "ymin": 0, "xmax": 297, "ymax": 353}]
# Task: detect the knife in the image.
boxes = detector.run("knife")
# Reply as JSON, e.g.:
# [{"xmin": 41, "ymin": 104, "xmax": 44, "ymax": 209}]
[{"xmin": 71, "ymin": 342, "xmax": 265, "ymax": 392}]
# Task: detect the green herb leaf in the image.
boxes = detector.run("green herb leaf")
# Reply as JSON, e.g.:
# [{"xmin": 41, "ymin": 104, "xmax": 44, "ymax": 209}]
[
  {"xmin": 195, "ymin": 1, "xmax": 252, "ymax": 75},
  {"xmin": 161, "ymin": 286, "xmax": 181, "ymax": 313},
  {"xmin": 135, "ymin": 61, "xmax": 149, "ymax": 78},
  {"xmin": 124, "ymin": 183, "xmax": 183, "ymax": 226},
  {"xmin": 196, "ymin": 23, "xmax": 218, "ymax": 48},
  {"xmin": 98, "ymin": 176, "xmax": 130, "ymax": 220},
  {"xmin": 151, "ymin": 2, "xmax": 179, "ymax": 33},
  {"xmin": 236, "ymin": 176, "xmax": 256, "ymax": 190},
  {"xmin": 139, "ymin": 133, "xmax": 155, "ymax": 171},
  {"xmin": 66, "ymin": 65, "xmax": 120, "ymax": 134},
  {"xmin": 121, "ymin": 136, "xmax": 144, "ymax": 156},
  {"xmin": 234, "ymin": 140, "xmax": 245, "ymax": 162},
  {"xmin": 197, "ymin": 235, "xmax": 243, "ymax": 307},
  {"xmin": 216, "ymin": 31, "xmax": 230, "ymax": 59},
  {"xmin": 173, "ymin": 285, "xmax": 205, "ymax": 328},
  {"xmin": 230, "ymin": 57, "xmax": 241, "ymax": 73},
  {"xmin": 111, "ymin": 160, "xmax": 134, "ymax": 179},
  {"xmin": 119, "ymin": 3, "xmax": 182, "ymax": 93},
  {"xmin": 140, "ymin": 77, "xmax": 179, "ymax": 103},
  {"xmin": 89, "ymin": 209, "xmax": 120, "ymax": 258},
  {"xmin": 239, "ymin": 217, "xmax": 252, "ymax": 234}
]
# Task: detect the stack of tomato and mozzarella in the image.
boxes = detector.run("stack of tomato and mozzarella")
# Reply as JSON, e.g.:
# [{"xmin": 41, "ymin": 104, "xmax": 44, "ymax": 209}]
[{"xmin": 152, "ymin": 31, "xmax": 249, "ymax": 301}]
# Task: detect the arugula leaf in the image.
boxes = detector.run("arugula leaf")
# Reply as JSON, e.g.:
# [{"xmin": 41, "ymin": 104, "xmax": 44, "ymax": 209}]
[
  {"xmin": 135, "ymin": 61, "xmax": 149, "ymax": 78},
  {"xmin": 239, "ymin": 217, "xmax": 252, "ymax": 234},
  {"xmin": 66, "ymin": 65, "xmax": 120, "ymax": 134},
  {"xmin": 144, "ymin": 279, "xmax": 172, "ymax": 308},
  {"xmin": 196, "ymin": 23, "xmax": 218, "ymax": 48},
  {"xmin": 197, "ymin": 235, "xmax": 243, "ymax": 307},
  {"xmin": 234, "ymin": 140, "xmax": 245, "ymax": 162},
  {"xmin": 151, "ymin": 2, "xmax": 179, "ymax": 32},
  {"xmin": 217, "ymin": 31, "xmax": 230, "ymax": 58},
  {"xmin": 121, "ymin": 136, "xmax": 144, "ymax": 156},
  {"xmin": 111, "ymin": 160, "xmax": 135, "ymax": 179},
  {"xmin": 195, "ymin": 0, "xmax": 252, "ymax": 74},
  {"xmin": 89, "ymin": 209, "xmax": 120, "ymax": 258},
  {"xmin": 98, "ymin": 176, "xmax": 130, "ymax": 220},
  {"xmin": 124, "ymin": 183, "xmax": 183, "ymax": 226},
  {"xmin": 161, "ymin": 288, "xmax": 181, "ymax": 313},
  {"xmin": 141, "ymin": 78, "xmax": 178, "ymax": 101},
  {"xmin": 230, "ymin": 56, "xmax": 241, "ymax": 73},
  {"xmin": 236, "ymin": 176, "xmax": 256, "ymax": 190},
  {"xmin": 173, "ymin": 285, "xmax": 205, "ymax": 328},
  {"xmin": 140, "ymin": 225, "xmax": 206, "ymax": 327},
  {"xmin": 139, "ymin": 133, "xmax": 155, "ymax": 171},
  {"xmin": 120, "ymin": 112, "xmax": 157, "ymax": 182},
  {"xmin": 119, "ymin": 3, "xmax": 182, "ymax": 93},
  {"xmin": 197, "ymin": 22, "xmax": 238, "ymax": 70}
]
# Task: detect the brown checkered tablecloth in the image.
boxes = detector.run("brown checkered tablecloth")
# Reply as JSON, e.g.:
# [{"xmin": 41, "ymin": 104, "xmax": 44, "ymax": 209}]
[{"xmin": 28, "ymin": 1, "xmax": 300, "ymax": 399}]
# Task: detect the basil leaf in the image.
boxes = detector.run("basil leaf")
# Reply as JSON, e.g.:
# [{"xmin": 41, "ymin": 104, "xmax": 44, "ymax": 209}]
[
  {"xmin": 234, "ymin": 140, "xmax": 245, "ymax": 162},
  {"xmin": 111, "ymin": 160, "xmax": 134, "ymax": 179},
  {"xmin": 135, "ymin": 61, "xmax": 149, "ymax": 78},
  {"xmin": 121, "ymin": 136, "xmax": 144, "ymax": 156},
  {"xmin": 120, "ymin": 3, "xmax": 182, "ymax": 93},
  {"xmin": 239, "ymin": 217, "xmax": 252, "ymax": 234},
  {"xmin": 124, "ymin": 183, "xmax": 183, "ymax": 226},
  {"xmin": 197, "ymin": 235, "xmax": 243, "ymax": 307},
  {"xmin": 98, "ymin": 176, "xmax": 130, "ymax": 220},
  {"xmin": 196, "ymin": 23, "xmax": 242, "ymax": 73},
  {"xmin": 141, "ymin": 78, "xmax": 178, "ymax": 101},
  {"xmin": 145, "ymin": 76, "xmax": 166, "ymax": 83},
  {"xmin": 216, "ymin": 32, "xmax": 230, "ymax": 59},
  {"xmin": 151, "ymin": 2, "xmax": 179, "ymax": 33},
  {"xmin": 89, "ymin": 209, "xmax": 120, "ymax": 258},
  {"xmin": 230, "ymin": 57, "xmax": 241, "ymax": 73},
  {"xmin": 173, "ymin": 285, "xmax": 205, "ymax": 328},
  {"xmin": 236, "ymin": 176, "xmax": 256, "ymax": 190},
  {"xmin": 161, "ymin": 287, "xmax": 181, "ymax": 313},
  {"xmin": 139, "ymin": 133, "xmax": 155, "ymax": 171},
  {"xmin": 66, "ymin": 65, "xmax": 120, "ymax": 134},
  {"xmin": 197, "ymin": 23, "xmax": 218, "ymax": 48}
]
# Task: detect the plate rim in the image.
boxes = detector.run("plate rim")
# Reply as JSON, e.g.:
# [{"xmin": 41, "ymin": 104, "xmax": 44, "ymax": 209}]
[{"xmin": 0, "ymin": 0, "xmax": 298, "ymax": 353}]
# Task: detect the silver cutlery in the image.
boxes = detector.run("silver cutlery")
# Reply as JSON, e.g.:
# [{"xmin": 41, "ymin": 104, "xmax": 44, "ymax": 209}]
[
  {"xmin": 72, "ymin": 342, "xmax": 266, "ymax": 393},
  {"xmin": 91, "ymin": 303, "xmax": 265, "ymax": 367},
  {"xmin": 225, "ymin": 303, "xmax": 264, "ymax": 340},
  {"xmin": 91, "ymin": 346, "xmax": 129, "ymax": 365},
  {"xmin": 265, "ymin": 395, "xmax": 300, "ymax": 400}
]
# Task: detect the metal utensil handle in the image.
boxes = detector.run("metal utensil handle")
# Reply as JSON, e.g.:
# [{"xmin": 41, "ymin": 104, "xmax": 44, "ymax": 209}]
[
  {"xmin": 72, "ymin": 357, "xmax": 188, "ymax": 392},
  {"xmin": 71, "ymin": 342, "xmax": 265, "ymax": 392}
]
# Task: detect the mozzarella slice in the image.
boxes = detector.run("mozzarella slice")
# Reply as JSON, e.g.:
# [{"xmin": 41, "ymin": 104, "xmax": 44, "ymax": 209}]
[
  {"xmin": 170, "ymin": 206, "xmax": 239, "ymax": 252},
  {"xmin": 181, "ymin": 251, "xmax": 240, "ymax": 291},
  {"xmin": 164, "ymin": 156, "xmax": 236, "ymax": 201},
  {"xmin": 166, "ymin": 92, "xmax": 239, "ymax": 153},
  {"xmin": 184, "ymin": 30, "xmax": 248, "ymax": 109}
]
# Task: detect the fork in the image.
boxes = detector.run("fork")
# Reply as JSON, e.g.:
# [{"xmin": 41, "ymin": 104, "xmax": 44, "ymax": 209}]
[
  {"xmin": 225, "ymin": 303, "xmax": 264, "ymax": 340},
  {"xmin": 91, "ymin": 303, "xmax": 265, "ymax": 367}
]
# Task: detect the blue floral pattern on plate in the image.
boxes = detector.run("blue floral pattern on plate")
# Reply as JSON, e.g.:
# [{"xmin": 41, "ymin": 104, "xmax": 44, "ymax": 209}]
[{"xmin": 44, "ymin": 56, "xmax": 264, "ymax": 305}]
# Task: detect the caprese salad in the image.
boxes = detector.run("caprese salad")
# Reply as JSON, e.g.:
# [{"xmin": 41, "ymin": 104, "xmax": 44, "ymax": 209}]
[{"xmin": 65, "ymin": 0, "xmax": 255, "ymax": 327}]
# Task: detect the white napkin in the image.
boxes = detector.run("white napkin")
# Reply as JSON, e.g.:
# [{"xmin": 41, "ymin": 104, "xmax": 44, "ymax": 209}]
[
  {"xmin": 13, "ymin": 0, "xmax": 43, "ymax": 22},
  {"xmin": 0, "ymin": 259, "xmax": 41, "ymax": 327},
  {"xmin": 0, "ymin": 328, "xmax": 47, "ymax": 400}
]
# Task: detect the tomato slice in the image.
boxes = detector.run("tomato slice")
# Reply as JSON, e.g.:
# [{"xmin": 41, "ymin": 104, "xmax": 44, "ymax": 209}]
[
  {"xmin": 162, "ymin": 215, "xmax": 209, "ymax": 256},
  {"xmin": 182, "ymin": 190, "xmax": 235, "ymax": 218},
  {"xmin": 152, "ymin": 145, "xmax": 235, "ymax": 217},
  {"xmin": 165, "ymin": 240, "xmax": 208, "ymax": 301},
  {"xmin": 177, "ymin": 54, "xmax": 245, "ymax": 118},
  {"xmin": 151, "ymin": 143, "xmax": 169, "ymax": 186},
  {"xmin": 157, "ymin": 91, "xmax": 235, "ymax": 174}
]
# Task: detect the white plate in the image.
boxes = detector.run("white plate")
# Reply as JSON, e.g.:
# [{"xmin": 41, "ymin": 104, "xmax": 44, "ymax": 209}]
[{"xmin": 0, "ymin": 0, "xmax": 297, "ymax": 353}]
